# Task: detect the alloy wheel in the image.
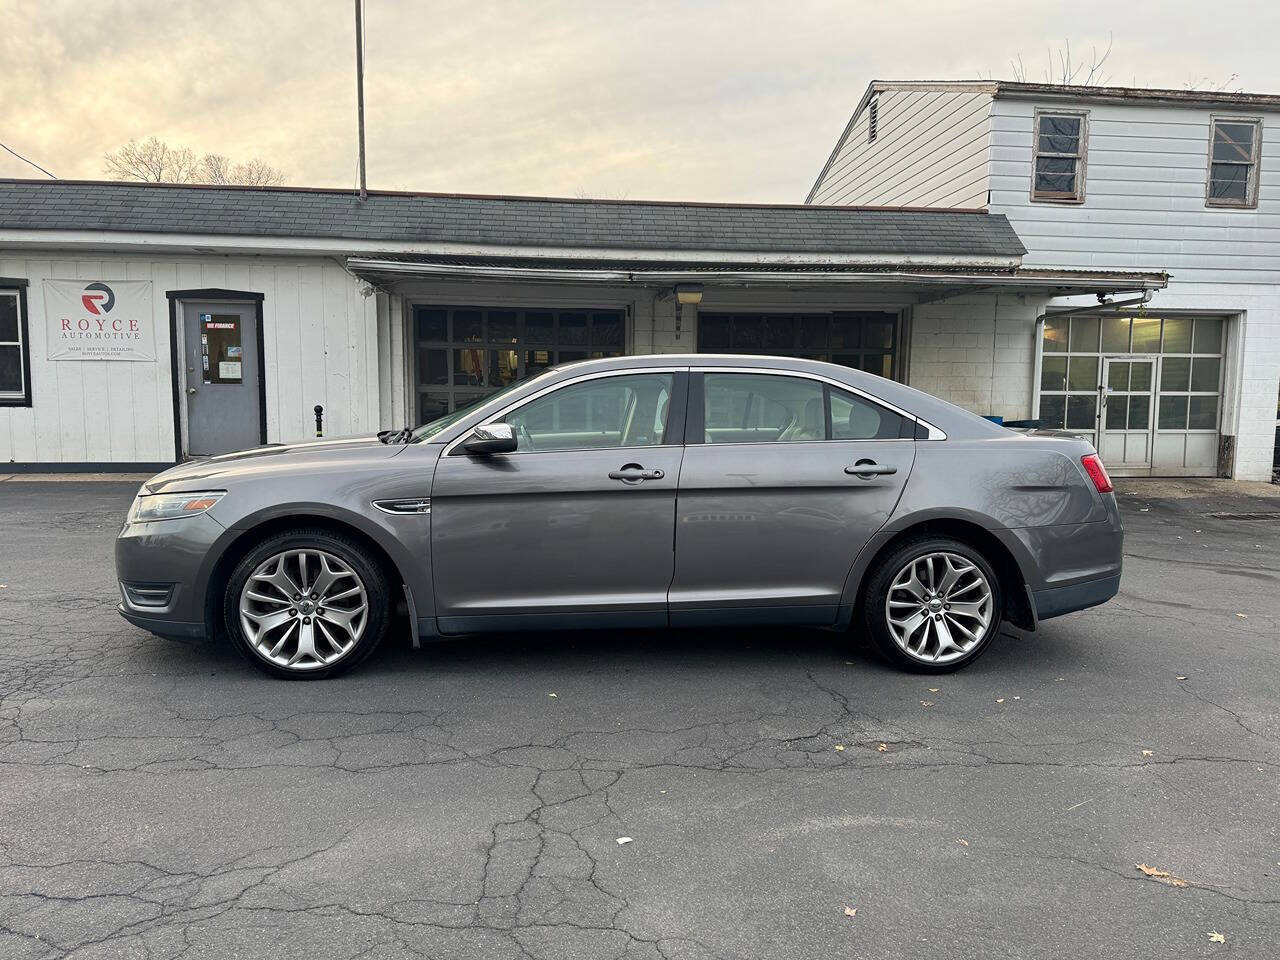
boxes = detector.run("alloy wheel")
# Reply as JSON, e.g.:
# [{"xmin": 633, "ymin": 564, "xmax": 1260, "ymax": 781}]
[
  {"xmin": 884, "ymin": 552, "xmax": 993, "ymax": 664},
  {"xmin": 238, "ymin": 549, "xmax": 369, "ymax": 671}
]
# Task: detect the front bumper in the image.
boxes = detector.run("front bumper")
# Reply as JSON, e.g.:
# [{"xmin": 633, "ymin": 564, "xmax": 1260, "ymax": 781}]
[{"xmin": 114, "ymin": 511, "xmax": 225, "ymax": 639}]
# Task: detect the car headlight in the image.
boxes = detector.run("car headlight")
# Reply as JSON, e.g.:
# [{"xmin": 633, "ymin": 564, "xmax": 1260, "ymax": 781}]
[{"xmin": 127, "ymin": 491, "xmax": 226, "ymax": 523}]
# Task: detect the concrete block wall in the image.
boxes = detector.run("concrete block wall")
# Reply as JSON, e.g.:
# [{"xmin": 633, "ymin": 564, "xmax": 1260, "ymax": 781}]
[{"xmin": 907, "ymin": 293, "xmax": 1045, "ymax": 422}]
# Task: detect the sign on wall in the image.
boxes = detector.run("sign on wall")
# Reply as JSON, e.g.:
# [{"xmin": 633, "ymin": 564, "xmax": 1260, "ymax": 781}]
[{"xmin": 43, "ymin": 279, "xmax": 156, "ymax": 361}]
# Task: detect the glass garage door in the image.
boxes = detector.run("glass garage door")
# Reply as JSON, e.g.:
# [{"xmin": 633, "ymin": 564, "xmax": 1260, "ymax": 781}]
[
  {"xmin": 1038, "ymin": 314, "xmax": 1226, "ymax": 476},
  {"xmin": 412, "ymin": 305, "xmax": 624, "ymax": 424},
  {"xmin": 697, "ymin": 311, "xmax": 898, "ymax": 378}
]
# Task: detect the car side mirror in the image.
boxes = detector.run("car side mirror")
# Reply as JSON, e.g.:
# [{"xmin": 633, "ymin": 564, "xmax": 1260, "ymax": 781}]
[{"xmin": 462, "ymin": 422, "xmax": 518, "ymax": 455}]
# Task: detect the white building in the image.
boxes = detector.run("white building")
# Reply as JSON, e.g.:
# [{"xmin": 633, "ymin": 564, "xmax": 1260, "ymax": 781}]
[
  {"xmin": 807, "ymin": 80, "xmax": 1280, "ymax": 479},
  {"xmin": 0, "ymin": 179, "xmax": 1162, "ymax": 469}
]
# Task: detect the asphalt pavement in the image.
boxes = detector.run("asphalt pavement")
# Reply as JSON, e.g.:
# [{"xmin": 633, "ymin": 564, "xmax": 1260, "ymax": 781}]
[{"xmin": 0, "ymin": 478, "xmax": 1277, "ymax": 959}]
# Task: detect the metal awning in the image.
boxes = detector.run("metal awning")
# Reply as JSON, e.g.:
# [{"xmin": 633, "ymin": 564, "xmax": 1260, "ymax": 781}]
[{"xmin": 346, "ymin": 255, "xmax": 1169, "ymax": 300}]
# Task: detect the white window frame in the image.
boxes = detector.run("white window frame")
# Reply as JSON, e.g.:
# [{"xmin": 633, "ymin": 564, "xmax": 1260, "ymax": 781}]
[
  {"xmin": 0, "ymin": 282, "xmax": 31, "ymax": 408},
  {"xmin": 1205, "ymin": 115, "xmax": 1262, "ymax": 209},
  {"xmin": 1031, "ymin": 108, "xmax": 1089, "ymax": 204}
]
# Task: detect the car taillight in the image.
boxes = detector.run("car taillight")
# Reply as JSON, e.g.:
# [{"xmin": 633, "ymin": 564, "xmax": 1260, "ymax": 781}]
[{"xmin": 1081, "ymin": 453, "xmax": 1113, "ymax": 494}]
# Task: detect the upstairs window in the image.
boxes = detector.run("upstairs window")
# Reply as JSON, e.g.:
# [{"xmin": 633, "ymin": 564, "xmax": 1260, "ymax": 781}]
[
  {"xmin": 0, "ymin": 283, "xmax": 31, "ymax": 407},
  {"xmin": 1206, "ymin": 117, "xmax": 1262, "ymax": 208},
  {"xmin": 1032, "ymin": 110, "xmax": 1087, "ymax": 203}
]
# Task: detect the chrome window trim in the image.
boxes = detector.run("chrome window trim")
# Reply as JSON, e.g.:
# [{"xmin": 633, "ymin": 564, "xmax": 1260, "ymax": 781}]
[
  {"xmin": 441, "ymin": 366, "xmax": 689, "ymax": 456},
  {"xmin": 692, "ymin": 366, "xmax": 947, "ymax": 441}
]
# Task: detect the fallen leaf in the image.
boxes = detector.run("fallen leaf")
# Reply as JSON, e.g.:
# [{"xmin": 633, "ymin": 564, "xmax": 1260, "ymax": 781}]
[
  {"xmin": 616, "ymin": 837, "xmax": 633, "ymax": 845},
  {"xmin": 843, "ymin": 907, "xmax": 857, "ymax": 918},
  {"xmin": 834, "ymin": 744, "xmax": 845, "ymax": 752},
  {"xmin": 1013, "ymin": 696, "xmax": 1021, "ymax": 700},
  {"xmin": 956, "ymin": 838, "xmax": 969, "ymax": 846},
  {"xmin": 548, "ymin": 693, "xmax": 558, "ymax": 698},
  {"xmin": 920, "ymin": 700, "xmax": 934, "ymax": 707},
  {"xmin": 877, "ymin": 743, "xmax": 888, "ymax": 753},
  {"xmin": 1208, "ymin": 931, "xmax": 1225, "ymax": 944},
  {"xmin": 1054, "ymin": 677, "xmax": 1065, "ymax": 681},
  {"xmin": 1136, "ymin": 863, "xmax": 1187, "ymax": 887},
  {"xmin": 1142, "ymin": 750, "xmax": 1154, "ymax": 757},
  {"xmin": 995, "ymin": 698, "xmax": 1005, "ymax": 704},
  {"xmin": 1236, "ymin": 613, "xmax": 1248, "ymax": 619},
  {"xmin": 928, "ymin": 687, "xmax": 939, "ymax": 693},
  {"xmin": 1176, "ymin": 676, "xmax": 1187, "ymax": 681}
]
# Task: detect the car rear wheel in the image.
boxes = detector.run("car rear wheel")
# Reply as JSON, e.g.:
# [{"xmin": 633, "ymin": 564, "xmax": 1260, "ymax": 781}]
[
  {"xmin": 224, "ymin": 529, "xmax": 391, "ymax": 680},
  {"xmin": 862, "ymin": 536, "xmax": 1003, "ymax": 673}
]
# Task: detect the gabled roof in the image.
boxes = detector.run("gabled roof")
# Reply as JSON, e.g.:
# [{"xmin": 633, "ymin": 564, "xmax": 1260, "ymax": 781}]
[
  {"xmin": 806, "ymin": 79, "xmax": 1280, "ymax": 203},
  {"xmin": 0, "ymin": 178, "xmax": 1026, "ymax": 261}
]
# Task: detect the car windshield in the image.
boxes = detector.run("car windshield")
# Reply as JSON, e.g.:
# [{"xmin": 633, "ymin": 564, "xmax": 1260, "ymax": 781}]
[{"xmin": 409, "ymin": 370, "xmax": 555, "ymax": 442}]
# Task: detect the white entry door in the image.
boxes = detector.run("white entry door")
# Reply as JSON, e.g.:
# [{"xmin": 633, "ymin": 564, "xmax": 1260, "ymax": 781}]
[{"xmin": 1099, "ymin": 357, "xmax": 1156, "ymax": 473}]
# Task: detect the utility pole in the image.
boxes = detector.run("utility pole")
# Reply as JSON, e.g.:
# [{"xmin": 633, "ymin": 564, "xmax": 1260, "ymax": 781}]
[{"xmin": 354, "ymin": 0, "xmax": 368, "ymax": 200}]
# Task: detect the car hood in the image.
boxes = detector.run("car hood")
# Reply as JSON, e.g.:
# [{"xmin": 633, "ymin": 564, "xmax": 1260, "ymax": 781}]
[{"xmin": 142, "ymin": 435, "xmax": 406, "ymax": 492}]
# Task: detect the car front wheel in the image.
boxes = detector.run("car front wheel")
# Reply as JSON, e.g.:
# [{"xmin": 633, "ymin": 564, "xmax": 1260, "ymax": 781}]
[
  {"xmin": 862, "ymin": 536, "xmax": 1003, "ymax": 673},
  {"xmin": 224, "ymin": 529, "xmax": 391, "ymax": 680}
]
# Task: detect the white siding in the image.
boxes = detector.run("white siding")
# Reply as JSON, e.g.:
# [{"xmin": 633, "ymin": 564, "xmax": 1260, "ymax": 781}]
[
  {"xmin": 0, "ymin": 253, "xmax": 379, "ymax": 465},
  {"xmin": 988, "ymin": 97, "xmax": 1280, "ymax": 480},
  {"xmin": 989, "ymin": 98, "xmax": 1280, "ymax": 281},
  {"xmin": 809, "ymin": 89, "xmax": 992, "ymax": 208}
]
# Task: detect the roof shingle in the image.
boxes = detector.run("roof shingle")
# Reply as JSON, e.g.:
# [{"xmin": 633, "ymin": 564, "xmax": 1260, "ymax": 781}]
[{"xmin": 0, "ymin": 179, "xmax": 1027, "ymax": 260}]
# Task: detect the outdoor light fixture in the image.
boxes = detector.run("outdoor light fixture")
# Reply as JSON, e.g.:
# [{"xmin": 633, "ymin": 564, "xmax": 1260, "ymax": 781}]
[{"xmin": 674, "ymin": 283, "xmax": 704, "ymax": 305}]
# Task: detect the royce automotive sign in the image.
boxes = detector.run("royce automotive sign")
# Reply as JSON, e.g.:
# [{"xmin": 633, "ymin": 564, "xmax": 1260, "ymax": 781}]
[{"xmin": 44, "ymin": 279, "xmax": 156, "ymax": 361}]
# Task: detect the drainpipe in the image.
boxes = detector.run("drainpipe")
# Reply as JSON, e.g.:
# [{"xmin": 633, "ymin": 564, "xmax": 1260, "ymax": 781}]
[{"xmin": 1038, "ymin": 289, "xmax": 1154, "ymax": 322}]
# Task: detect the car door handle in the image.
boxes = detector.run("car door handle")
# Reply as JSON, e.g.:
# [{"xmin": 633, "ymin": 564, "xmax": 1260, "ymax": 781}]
[
  {"xmin": 609, "ymin": 464, "xmax": 664, "ymax": 482},
  {"xmin": 845, "ymin": 460, "xmax": 897, "ymax": 478}
]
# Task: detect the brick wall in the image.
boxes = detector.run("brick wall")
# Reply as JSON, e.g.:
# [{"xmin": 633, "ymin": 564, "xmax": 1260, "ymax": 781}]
[{"xmin": 907, "ymin": 293, "xmax": 1045, "ymax": 422}]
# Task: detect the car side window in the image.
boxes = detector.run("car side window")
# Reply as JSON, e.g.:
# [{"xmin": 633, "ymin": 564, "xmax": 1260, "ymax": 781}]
[
  {"xmin": 704, "ymin": 373, "xmax": 825, "ymax": 443},
  {"xmin": 502, "ymin": 373, "xmax": 674, "ymax": 452},
  {"xmin": 830, "ymin": 386, "xmax": 905, "ymax": 440},
  {"xmin": 702, "ymin": 373, "xmax": 910, "ymax": 443}
]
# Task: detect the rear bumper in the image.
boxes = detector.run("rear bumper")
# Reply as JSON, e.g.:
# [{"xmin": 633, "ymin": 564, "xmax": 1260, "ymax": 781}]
[{"xmin": 1032, "ymin": 573, "xmax": 1120, "ymax": 621}]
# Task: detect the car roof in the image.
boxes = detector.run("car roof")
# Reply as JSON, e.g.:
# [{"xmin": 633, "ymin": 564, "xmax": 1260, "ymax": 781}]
[{"xmin": 429, "ymin": 354, "xmax": 1006, "ymax": 446}]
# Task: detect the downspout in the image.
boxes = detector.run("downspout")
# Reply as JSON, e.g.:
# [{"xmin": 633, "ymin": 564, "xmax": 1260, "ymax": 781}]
[{"xmin": 1038, "ymin": 289, "xmax": 1154, "ymax": 322}]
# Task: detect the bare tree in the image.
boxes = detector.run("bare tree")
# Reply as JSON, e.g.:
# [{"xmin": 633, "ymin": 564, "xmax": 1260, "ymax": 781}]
[
  {"xmin": 199, "ymin": 154, "xmax": 286, "ymax": 186},
  {"xmin": 103, "ymin": 137, "xmax": 202, "ymax": 182},
  {"xmin": 104, "ymin": 137, "xmax": 286, "ymax": 185},
  {"xmin": 1183, "ymin": 73, "xmax": 1242, "ymax": 92},
  {"xmin": 1009, "ymin": 34, "xmax": 1114, "ymax": 86}
]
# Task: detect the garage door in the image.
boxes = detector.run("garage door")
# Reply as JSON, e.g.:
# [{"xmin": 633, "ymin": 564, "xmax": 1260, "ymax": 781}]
[
  {"xmin": 697, "ymin": 311, "xmax": 899, "ymax": 379},
  {"xmin": 1038, "ymin": 314, "xmax": 1226, "ymax": 477},
  {"xmin": 412, "ymin": 305, "xmax": 624, "ymax": 423}
]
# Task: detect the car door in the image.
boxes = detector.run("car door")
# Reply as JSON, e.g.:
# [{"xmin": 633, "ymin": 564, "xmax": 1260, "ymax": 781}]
[
  {"xmin": 430, "ymin": 369, "xmax": 687, "ymax": 633},
  {"xmin": 669, "ymin": 369, "xmax": 916, "ymax": 626}
]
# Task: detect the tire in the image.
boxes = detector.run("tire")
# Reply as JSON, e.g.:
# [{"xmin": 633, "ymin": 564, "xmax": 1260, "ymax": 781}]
[
  {"xmin": 223, "ymin": 528, "xmax": 391, "ymax": 680},
  {"xmin": 861, "ymin": 536, "xmax": 1003, "ymax": 673}
]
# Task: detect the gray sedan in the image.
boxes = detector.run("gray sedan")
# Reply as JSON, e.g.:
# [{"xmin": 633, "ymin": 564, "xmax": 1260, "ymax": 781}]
[{"xmin": 115, "ymin": 354, "xmax": 1122, "ymax": 679}]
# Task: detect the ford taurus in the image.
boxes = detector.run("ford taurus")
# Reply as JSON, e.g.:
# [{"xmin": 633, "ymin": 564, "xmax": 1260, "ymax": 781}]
[{"xmin": 115, "ymin": 354, "xmax": 1122, "ymax": 678}]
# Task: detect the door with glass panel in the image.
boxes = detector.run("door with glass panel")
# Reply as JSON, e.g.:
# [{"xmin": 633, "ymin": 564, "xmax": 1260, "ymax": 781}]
[
  {"xmin": 669, "ymin": 371, "xmax": 915, "ymax": 626},
  {"xmin": 430, "ymin": 371, "xmax": 684, "ymax": 632},
  {"xmin": 1099, "ymin": 358, "xmax": 1155, "ymax": 470}
]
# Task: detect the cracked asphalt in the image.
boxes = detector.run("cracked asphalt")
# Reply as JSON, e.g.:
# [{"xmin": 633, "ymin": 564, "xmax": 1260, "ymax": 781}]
[{"xmin": 1, "ymin": 479, "xmax": 1278, "ymax": 959}]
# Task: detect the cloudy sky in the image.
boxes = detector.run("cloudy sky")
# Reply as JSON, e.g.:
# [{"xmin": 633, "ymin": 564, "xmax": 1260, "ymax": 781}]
[{"xmin": 2, "ymin": 0, "xmax": 1276, "ymax": 202}]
